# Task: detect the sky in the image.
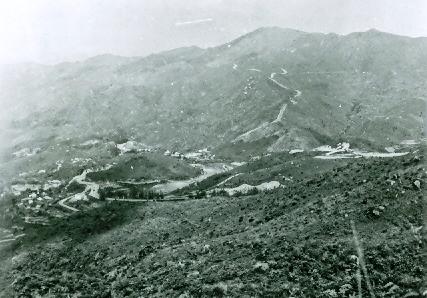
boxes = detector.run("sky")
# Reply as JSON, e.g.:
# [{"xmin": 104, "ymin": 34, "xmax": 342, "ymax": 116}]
[{"xmin": 0, "ymin": 0, "xmax": 426, "ymax": 65}]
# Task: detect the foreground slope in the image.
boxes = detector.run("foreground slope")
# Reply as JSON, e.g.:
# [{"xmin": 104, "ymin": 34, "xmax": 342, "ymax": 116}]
[{"xmin": 1, "ymin": 150, "xmax": 425, "ymax": 297}]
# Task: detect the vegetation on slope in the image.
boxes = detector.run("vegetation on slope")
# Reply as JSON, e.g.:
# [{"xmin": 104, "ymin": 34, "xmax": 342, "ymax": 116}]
[{"xmin": 3, "ymin": 153, "xmax": 424, "ymax": 297}]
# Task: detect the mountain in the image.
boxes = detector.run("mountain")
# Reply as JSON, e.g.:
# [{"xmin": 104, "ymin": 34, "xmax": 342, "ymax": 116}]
[
  {"xmin": 1, "ymin": 27, "xmax": 426, "ymax": 155},
  {"xmin": 0, "ymin": 28, "xmax": 426, "ymax": 297}
]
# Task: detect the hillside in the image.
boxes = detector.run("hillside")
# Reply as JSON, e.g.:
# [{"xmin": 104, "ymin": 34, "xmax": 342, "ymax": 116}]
[
  {"xmin": 1, "ymin": 149, "xmax": 425, "ymax": 297},
  {"xmin": 1, "ymin": 28, "xmax": 426, "ymax": 154},
  {"xmin": 0, "ymin": 27, "xmax": 426, "ymax": 297}
]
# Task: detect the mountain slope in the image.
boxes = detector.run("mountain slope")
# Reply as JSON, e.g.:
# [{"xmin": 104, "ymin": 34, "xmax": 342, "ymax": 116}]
[
  {"xmin": 5, "ymin": 151, "xmax": 425, "ymax": 297},
  {"xmin": 1, "ymin": 27, "xmax": 426, "ymax": 154}
]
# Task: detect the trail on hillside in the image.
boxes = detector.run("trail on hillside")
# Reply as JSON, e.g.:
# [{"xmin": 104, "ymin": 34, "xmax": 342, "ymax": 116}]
[
  {"xmin": 272, "ymin": 104, "xmax": 288, "ymax": 123},
  {"xmin": 234, "ymin": 71, "xmax": 303, "ymax": 141},
  {"xmin": 0, "ymin": 233, "xmax": 25, "ymax": 244},
  {"xmin": 59, "ymin": 169, "xmax": 100, "ymax": 212}
]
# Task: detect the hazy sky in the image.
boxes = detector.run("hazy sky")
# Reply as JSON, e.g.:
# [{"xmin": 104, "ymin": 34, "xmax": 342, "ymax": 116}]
[{"xmin": 0, "ymin": 0, "xmax": 426, "ymax": 65}]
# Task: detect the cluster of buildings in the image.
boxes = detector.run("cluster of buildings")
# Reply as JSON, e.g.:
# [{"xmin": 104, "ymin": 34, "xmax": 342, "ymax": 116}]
[
  {"xmin": 164, "ymin": 148, "xmax": 215, "ymax": 161},
  {"xmin": 9, "ymin": 180, "xmax": 63, "ymax": 220}
]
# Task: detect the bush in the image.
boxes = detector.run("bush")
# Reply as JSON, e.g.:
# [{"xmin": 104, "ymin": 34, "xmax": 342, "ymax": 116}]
[
  {"xmin": 247, "ymin": 187, "xmax": 259, "ymax": 195},
  {"xmin": 128, "ymin": 186, "xmax": 163, "ymax": 200}
]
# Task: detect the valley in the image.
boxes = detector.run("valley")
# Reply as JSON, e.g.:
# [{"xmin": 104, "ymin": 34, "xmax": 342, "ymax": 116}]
[
  {"xmin": 0, "ymin": 27, "xmax": 425, "ymax": 297},
  {"xmin": 0, "ymin": 140, "xmax": 424, "ymax": 297}
]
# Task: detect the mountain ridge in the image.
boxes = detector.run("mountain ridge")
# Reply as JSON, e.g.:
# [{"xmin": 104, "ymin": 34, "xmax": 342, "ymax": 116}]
[
  {"xmin": 0, "ymin": 27, "xmax": 425, "ymax": 156},
  {"xmin": 2, "ymin": 27, "xmax": 425, "ymax": 70}
]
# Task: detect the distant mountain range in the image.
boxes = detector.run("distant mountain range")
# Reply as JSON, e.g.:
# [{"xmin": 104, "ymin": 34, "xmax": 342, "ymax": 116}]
[{"xmin": 1, "ymin": 27, "xmax": 426, "ymax": 154}]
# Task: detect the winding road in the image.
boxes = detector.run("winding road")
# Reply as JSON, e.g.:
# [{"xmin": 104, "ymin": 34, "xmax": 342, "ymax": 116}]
[
  {"xmin": 59, "ymin": 169, "xmax": 100, "ymax": 212},
  {"xmin": 234, "ymin": 69, "xmax": 303, "ymax": 141},
  {"xmin": 58, "ymin": 197, "xmax": 79, "ymax": 212},
  {"xmin": 269, "ymin": 73, "xmax": 302, "ymax": 122}
]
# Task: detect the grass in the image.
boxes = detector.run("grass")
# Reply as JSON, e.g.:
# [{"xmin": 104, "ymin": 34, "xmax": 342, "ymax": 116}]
[
  {"xmin": 3, "ymin": 152, "xmax": 425, "ymax": 297},
  {"xmin": 21, "ymin": 201, "xmax": 139, "ymax": 245}
]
